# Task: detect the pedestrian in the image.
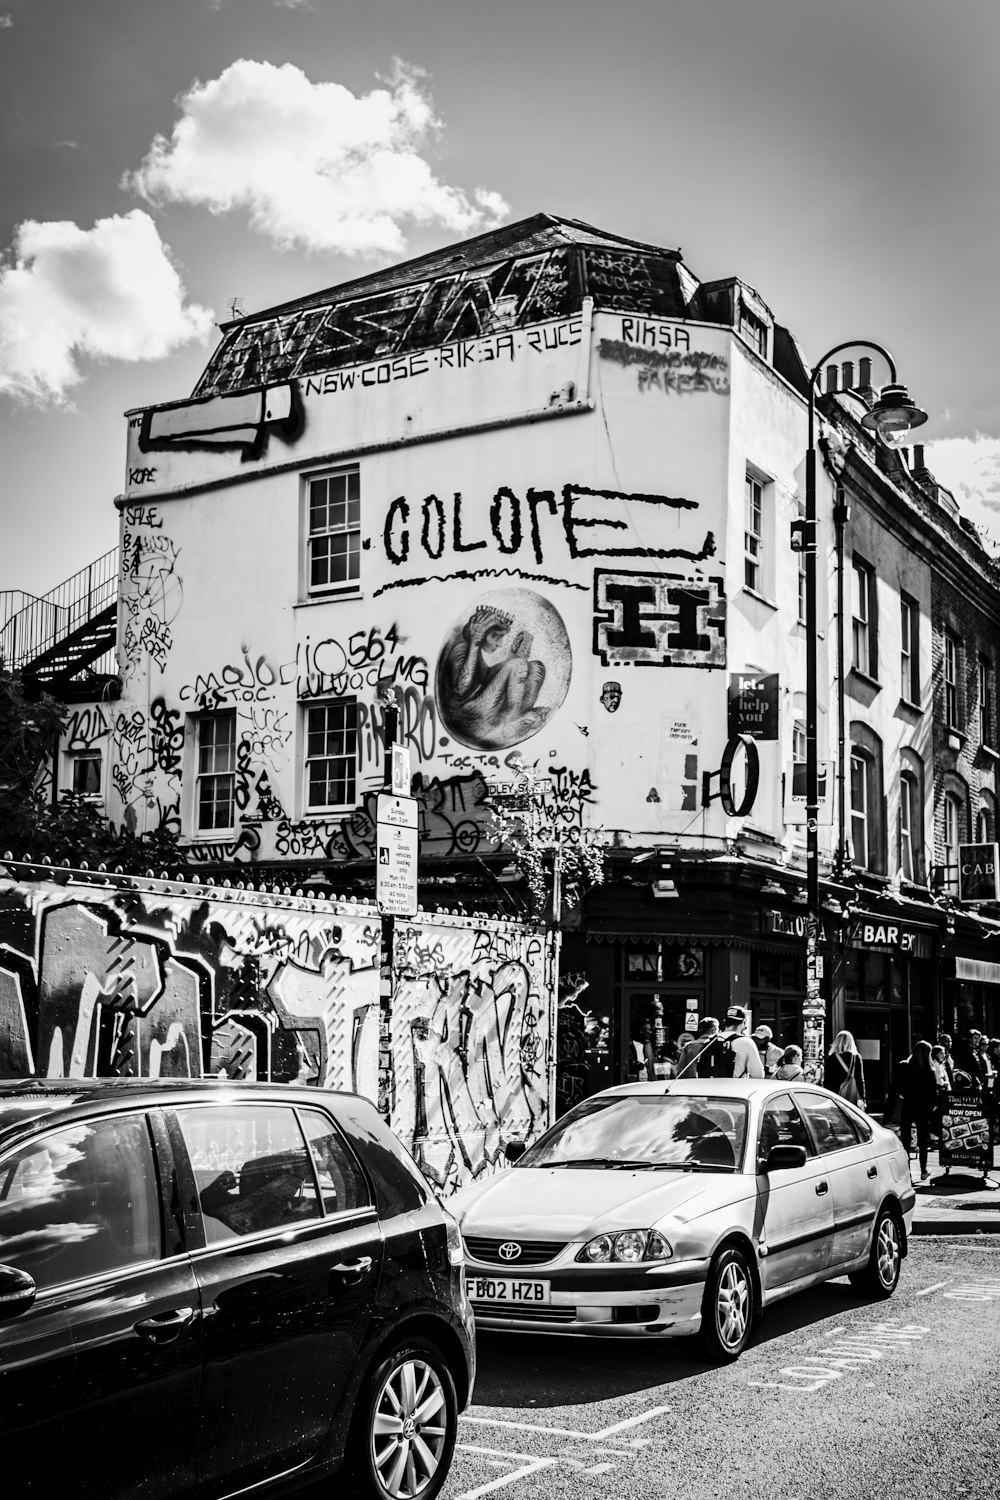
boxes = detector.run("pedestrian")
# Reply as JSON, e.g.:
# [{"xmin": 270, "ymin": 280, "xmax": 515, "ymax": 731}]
[
  {"xmin": 675, "ymin": 1017, "xmax": 719, "ymax": 1079},
  {"xmin": 775, "ymin": 1044, "xmax": 805, "ymax": 1081},
  {"xmin": 823, "ymin": 1030, "xmax": 865, "ymax": 1107},
  {"xmin": 751, "ymin": 1024, "xmax": 783, "ymax": 1077},
  {"xmin": 953, "ymin": 1029, "xmax": 987, "ymax": 1089},
  {"xmin": 930, "ymin": 1045, "xmax": 950, "ymax": 1094},
  {"xmin": 936, "ymin": 1033, "xmax": 957, "ymax": 1088},
  {"xmin": 975, "ymin": 1034, "xmax": 996, "ymax": 1093},
  {"xmin": 703, "ymin": 1007, "xmax": 764, "ymax": 1078},
  {"xmin": 898, "ymin": 1038, "xmax": 938, "ymax": 1182}
]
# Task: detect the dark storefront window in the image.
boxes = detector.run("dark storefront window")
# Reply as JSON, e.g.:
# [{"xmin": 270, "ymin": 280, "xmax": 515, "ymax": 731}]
[{"xmin": 750, "ymin": 951, "xmax": 804, "ymax": 1052}]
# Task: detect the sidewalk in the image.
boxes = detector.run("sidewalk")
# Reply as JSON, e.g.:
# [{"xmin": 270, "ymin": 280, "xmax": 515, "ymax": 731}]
[{"xmin": 874, "ymin": 1119, "xmax": 1000, "ymax": 1235}]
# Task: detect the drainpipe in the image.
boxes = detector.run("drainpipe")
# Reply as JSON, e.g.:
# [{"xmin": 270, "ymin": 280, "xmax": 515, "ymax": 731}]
[{"xmin": 831, "ymin": 484, "xmax": 851, "ymax": 1039}]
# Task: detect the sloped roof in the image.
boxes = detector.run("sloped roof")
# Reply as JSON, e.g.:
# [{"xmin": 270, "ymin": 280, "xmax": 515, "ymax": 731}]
[{"xmin": 192, "ymin": 213, "xmax": 701, "ymax": 397}]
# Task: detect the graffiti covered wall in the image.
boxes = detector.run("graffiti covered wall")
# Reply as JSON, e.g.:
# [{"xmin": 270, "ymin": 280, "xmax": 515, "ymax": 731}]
[
  {"xmin": 113, "ymin": 307, "xmax": 752, "ymax": 861},
  {"xmin": 0, "ymin": 865, "xmax": 550, "ymax": 1193}
]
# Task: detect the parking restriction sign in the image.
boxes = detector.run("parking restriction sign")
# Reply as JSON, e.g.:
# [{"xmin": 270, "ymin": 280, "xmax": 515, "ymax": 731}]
[{"xmin": 376, "ymin": 793, "xmax": 418, "ymax": 917}]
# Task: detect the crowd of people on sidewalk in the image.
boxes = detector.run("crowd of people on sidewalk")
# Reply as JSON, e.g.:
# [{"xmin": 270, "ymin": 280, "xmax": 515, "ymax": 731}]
[{"xmin": 631, "ymin": 1014, "xmax": 1000, "ymax": 1186}]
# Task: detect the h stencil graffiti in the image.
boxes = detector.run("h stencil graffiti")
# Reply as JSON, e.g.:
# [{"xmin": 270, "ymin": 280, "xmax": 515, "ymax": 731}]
[
  {"xmin": 436, "ymin": 588, "xmax": 572, "ymax": 751},
  {"xmin": 593, "ymin": 569, "xmax": 726, "ymax": 668}
]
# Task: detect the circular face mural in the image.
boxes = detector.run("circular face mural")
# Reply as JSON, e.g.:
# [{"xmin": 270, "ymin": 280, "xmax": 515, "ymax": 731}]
[{"xmin": 435, "ymin": 588, "xmax": 572, "ymax": 751}]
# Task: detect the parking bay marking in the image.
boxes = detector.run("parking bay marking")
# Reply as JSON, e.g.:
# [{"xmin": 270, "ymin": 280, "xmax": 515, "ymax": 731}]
[
  {"xmin": 746, "ymin": 1320, "xmax": 932, "ymax": 1393},
  {"xmin": 460, "ymin": 1405, "xmax": 672, "ymax": 1442}
]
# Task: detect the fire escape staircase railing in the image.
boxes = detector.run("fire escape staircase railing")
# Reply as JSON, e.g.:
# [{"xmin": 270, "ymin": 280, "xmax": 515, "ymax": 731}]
[{"xmin": 0, "ymin": 548, "xmax": 120, "ymax": 698}]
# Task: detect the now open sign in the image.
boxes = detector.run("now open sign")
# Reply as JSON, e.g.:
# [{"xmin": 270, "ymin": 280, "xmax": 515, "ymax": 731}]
[{"xmin": 959, "ymin": 842, "xmax": 1000, "ymax": 903}]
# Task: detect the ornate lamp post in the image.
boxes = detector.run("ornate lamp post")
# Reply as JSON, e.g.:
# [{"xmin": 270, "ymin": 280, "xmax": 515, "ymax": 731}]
[{"xmin": 801, "ymin": 343, "xmax": 927, "ymax": 1076}]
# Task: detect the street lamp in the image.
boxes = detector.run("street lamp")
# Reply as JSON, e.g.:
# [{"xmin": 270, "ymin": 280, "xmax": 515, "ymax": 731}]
[{"xmin": 801, "ymin": 342, "xmax": 927, "ymax": 1078}]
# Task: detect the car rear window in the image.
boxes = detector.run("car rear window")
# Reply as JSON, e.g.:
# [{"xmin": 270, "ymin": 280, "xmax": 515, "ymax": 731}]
[{"xmin": 520, "ymin": 1094, "xmax": 748, "ymax": 1172}]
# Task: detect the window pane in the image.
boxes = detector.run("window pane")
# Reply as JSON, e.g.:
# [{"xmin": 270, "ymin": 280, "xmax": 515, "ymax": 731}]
[
  {"xmin": 797, "ymin": 1094, "xmax": 863, "ymax": 1153},
  {"xmin": 757, "ymin": 1095, "xmax": 811, "ymax": 1161},
  {"xmin": 72, "ymin": 754, "xmax": 102, "ymax": 795},
  {"xmin": 176, "ymin": 1105, "xmax": 321, "ymax": 1245},
  {"xmin": 0, "ymin": 1115, "xmax": 160, "ymax": 1290},
  {"xmin": 300, "ymin": 1108, "xmax": 370, "ymax": 1215},
  {"xmin": 305, "ymin": 701, "xmax": 357, "ymax": 808}
]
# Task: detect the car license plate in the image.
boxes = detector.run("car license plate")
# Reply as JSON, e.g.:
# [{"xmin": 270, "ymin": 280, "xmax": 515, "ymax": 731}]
[{"xmin": 467, "ymin": 1276, "xmax": 550, "ymax": 1305}]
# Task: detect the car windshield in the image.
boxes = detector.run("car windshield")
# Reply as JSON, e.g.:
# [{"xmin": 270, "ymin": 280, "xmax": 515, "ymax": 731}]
[{"xmin": 518, "ymin": 1094, "xmax": 748, "ymax": 1172}]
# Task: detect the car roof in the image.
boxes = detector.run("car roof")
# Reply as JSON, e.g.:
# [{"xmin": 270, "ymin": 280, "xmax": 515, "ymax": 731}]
[
  {"xmin": 0, "ymin": 1078, "xmax": 364, "ymax": 1146},
  {"xmin": 603, "ymin": 1079, "xmax": 781, "ymax": 1098}
]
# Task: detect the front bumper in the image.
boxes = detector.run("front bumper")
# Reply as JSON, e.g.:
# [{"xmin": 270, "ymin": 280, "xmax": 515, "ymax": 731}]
[{"xmin": 466, "ymin": 1258, "xmax": 708, "ymax": 1338}]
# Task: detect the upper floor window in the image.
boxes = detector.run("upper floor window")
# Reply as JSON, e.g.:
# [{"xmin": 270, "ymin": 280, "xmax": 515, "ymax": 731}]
[
  {"xmin": 943, "ymin": 791, "xmax": 964, "ymax": 893},
  {"xmin": 196, "ymin": 712, "xmax": 236, "ymax": 831},
  {"xmin": 850, "ymin": 724, "xmax": 885, "ymax": 874},
  {"xmin": 900, "ymin": 594, "xmax": 920, "ymax": 705},
  {"xmin": 900, "ymin": 771, "xmax": 917, "ymax": 883},
  {"xmin": 744, "ymin": 473, "xmax": 764, "ymax": 592},
  {"xmin": 738, "ymin": 307, "xmax": 768, "ymax": 358},
  {"xmin": 305, "ymin": 700, "xmax": 358, "ymax": 811},
  {"xmin": 851, "ymin": 558, "xmax": 877, "ymax": 677},
  {"xmin": 307, "ymin": 467, "xmax": 360, "ymax": 596},
  {"xmin": 944, "ymin": 633, "xmax": 960, "ymax": 728},
  {"xmin": 796, "ymin": 504, "xmax": 808, "ymax": 624},
  {"xmin": 979, "ymin": 656, "xmax": 993, "ymax": 747},
  {"xmin": 850, "ymin": 752, "xmax": 870, "ymax": 869}
]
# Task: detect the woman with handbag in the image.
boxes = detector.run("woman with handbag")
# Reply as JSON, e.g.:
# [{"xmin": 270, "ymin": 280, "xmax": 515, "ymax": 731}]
[
  {"xmin": 898, "ymin": 1039, "xmax": 938, "ymax": 1182},
  {"xmin": 823, "ymin": 1030, "xmax": 866, "ymax": 1109}
]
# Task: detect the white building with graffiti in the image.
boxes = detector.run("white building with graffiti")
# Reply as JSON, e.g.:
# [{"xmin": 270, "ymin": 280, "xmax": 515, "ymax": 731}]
[{"xmin": 8, "ymin": 214, "xmax": 1000, "ymax": 1116}]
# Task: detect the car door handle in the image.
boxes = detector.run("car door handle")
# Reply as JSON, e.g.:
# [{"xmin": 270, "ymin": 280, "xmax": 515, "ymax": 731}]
[
  {"xmin": 330, "ymin": 1256, "xmax": 373, "ymax": 1286},
  {"xmin": 867, "ymin": 1165, "xmax": 878, "ymax": 1178},
  {"xmin": 134, "ymin": 1308, "xmax": 195, "ymax": 1344},
  {"xmin": 815, "ymin": 1181, "xmax": 829, "ymax": 1196}
]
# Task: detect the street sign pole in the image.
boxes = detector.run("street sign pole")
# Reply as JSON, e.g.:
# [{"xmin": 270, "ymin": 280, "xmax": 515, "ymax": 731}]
[{"xmin": 377, "ymin": 689, "xmax": 400, "ymax": 1119}]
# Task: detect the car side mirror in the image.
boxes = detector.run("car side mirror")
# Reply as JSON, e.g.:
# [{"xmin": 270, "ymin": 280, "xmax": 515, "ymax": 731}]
[
  {"xmin": 763, "ymin": 1144, "xmax": 807, "ymax": 1172},
  {"xmin": 504, "ymin": 1140, "xmax": 527, "ymax": 1164},
  {"xmin": 0, "ymin": 1264, "xmax": 36, "ymax": 1321}
]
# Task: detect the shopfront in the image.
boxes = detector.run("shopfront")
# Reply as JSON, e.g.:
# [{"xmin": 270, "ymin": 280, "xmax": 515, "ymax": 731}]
[{"xmin": 844, "ymin": 914, "xmax": 937, "ymax": 1110}]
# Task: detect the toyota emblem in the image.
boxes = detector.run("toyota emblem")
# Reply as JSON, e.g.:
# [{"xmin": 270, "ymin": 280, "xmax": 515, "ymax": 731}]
[{"xmin": 498, "ymin": 1241, "xmax": 522, "ymax": 1262}]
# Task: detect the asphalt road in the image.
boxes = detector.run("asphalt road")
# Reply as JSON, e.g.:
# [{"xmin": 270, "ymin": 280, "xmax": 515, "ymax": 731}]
[{"xmin": 443, "ymin": 1240, "xmax": 1000, "ymax": 1500}]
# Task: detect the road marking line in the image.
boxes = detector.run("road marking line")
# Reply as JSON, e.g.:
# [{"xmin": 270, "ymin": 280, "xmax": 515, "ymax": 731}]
[
  {"xmin": 461, "ymin": 1406, "xmax": 671, "ymax": 1443},
  {"xmin": 915, "ymin": 1281, "xmax": 949, "ymax": 1296},
  {"xmin": 452, "ymin": 1450, "xmax": 558, "ymax": 1500}
]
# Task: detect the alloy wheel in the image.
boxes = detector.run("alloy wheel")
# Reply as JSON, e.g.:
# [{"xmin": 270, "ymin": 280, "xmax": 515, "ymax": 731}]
[
  {"xmin": 876, "ymin": 1213, "xmax": 900, "ymax": 1288},
  {"xmin": 716, "ymin": 1259, "xmax": 751, "ymax": 1349},
  {"xmin": 371, "ymin": 1355, "xmax": 449, "ymax": 1500}
]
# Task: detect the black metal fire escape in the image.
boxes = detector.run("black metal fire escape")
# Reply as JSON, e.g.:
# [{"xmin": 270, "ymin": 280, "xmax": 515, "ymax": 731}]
[{"xmin": 0, "ymin": 548, "xmax": 120, "ymax": 701}]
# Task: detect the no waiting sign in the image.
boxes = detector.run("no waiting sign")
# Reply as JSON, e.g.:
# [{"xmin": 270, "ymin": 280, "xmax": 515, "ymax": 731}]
[{"xmin": 376, "ymin": 793, "xmax": 418, "ymax": 917}]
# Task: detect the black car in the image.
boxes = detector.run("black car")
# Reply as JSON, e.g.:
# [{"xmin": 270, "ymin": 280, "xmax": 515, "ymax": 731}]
[{"xmin": 0, "ymin": 1079, "xmax": 475, "ymax": 1499}]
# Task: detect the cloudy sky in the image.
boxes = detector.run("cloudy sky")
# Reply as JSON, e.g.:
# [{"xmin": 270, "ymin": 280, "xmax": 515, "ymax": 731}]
[{"xmin": 3, "ymin": 0, "xmax": 1000, "ymax": 595}]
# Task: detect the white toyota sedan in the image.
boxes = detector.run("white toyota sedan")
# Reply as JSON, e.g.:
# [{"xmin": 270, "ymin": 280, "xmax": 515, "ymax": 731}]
[{"xmin": 448, "ymin": 1079, "xmax": 914, "ymax": 1362}]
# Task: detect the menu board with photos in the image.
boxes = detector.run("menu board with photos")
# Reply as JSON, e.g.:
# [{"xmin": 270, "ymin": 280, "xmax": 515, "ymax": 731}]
[{"xmin": 938, "ymin": 1094, "xmax": 994, "ymax": 1175}]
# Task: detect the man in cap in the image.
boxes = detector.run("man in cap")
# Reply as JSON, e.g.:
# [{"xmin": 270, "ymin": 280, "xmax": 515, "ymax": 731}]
[
  {"xmin": 720, "ymin": 1007, "xmax": 765, "ymax": 1078},
  {"xmin": 752, "ymin": 1024, "xmax": 783, "ymax": 1077}
]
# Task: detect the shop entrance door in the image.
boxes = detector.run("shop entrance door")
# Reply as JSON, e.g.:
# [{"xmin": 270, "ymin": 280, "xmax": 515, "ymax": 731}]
[
  {"xmin": 845, "ymin": 1006, "xmax": 904, "ymax": 1112},
  {"xmin": 619, "ymin": 990, "xmax": 693, "ymax": 1084}
]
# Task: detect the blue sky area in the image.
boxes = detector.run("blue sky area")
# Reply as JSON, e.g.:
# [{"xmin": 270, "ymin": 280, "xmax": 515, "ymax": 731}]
[{"xmin": 3, "ymin": 0, "xmax": 1000, "ymax": 594}]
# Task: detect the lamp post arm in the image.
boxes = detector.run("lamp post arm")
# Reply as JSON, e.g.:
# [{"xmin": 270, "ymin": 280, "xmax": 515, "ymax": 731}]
[{"xmin": 807, "ymin": 340, "xmax": 898, "ymax": 446}]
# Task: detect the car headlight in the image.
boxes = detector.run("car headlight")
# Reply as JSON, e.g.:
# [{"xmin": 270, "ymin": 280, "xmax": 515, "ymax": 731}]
[
  {"xmin": 443, "ymin": 1212, "xmax": 466, "ymax": 1267},
  {"xmin": 576, "ymin": 1229, "xmax": 673, "ymax": 1264}
]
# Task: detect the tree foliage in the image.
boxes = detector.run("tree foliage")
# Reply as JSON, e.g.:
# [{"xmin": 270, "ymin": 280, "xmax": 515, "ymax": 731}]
[{"xmin": 0, "ymin": 665, "xmax": 185, "ymax": 873}]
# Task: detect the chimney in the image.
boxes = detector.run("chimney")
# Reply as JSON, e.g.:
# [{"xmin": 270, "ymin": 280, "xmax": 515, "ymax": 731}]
[
  {"xmin": 825, "ymin": 364, "xmax": 839, "ymax": 393},
  {"xmin": 841, "ymin": 361, "xmax": 854, "ymax": 391},
  {"xmin": 856, "ymin": 356, "xmax": 877, "ymax": 407}
]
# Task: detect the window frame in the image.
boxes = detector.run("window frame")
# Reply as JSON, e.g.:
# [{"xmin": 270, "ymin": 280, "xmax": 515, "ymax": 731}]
[
  {"xmin": 850, "ymin": 751, "xmax": 870, "ymax": 869},
  {"xmin": 851, "ymin": 557, "xmax": 877, "ymax": 678},
  {"xmin": 900, "ymin": 593, "xmax": 920, "ymax": 706},
  {"xmin": 195, "ymin": 711, "xmax": 237, "ymax": 833},
  {"xmin": 979, "ymin": 655, "xmax": 993, "ymax": 748},
  {"xmin": 744, "ymin": 471, "xmax": 764, "ymax": 593},
  {"xmin": 305, "ymin": 465, "xmax": 362, "ymax": 600},
  {"xmin": 900, "ymin": 770, "xmax": 917, "ymax": 883},
  {"xmin": 943, "ymin": 791, "xmax": 964, "ymax": 893},
  {"xmin": 944, "ymin": 632, "xmax": 960, "ymax": 728},
  {"xmin": 70, "ymin": 750, "xmax": 103, "ymax": 797},
  {"xmin": 303, "ymin": 698, "xmax": 359, "ymax": 813}
]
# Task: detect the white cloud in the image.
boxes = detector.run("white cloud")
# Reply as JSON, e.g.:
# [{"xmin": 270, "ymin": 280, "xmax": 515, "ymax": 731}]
[
  {"xmin": 924, "ymin": 434, "xmax": 1000, "ymax": 556},
  {"xmin": 0, "ymin": 210, "xmax": 214, "ymax": 405},
  {"xmin": 0, "ymin": 14, "xmax": 13, "ymax": 27},
  {"xmin": 125, "ymin": 59, "xmax": 510, "ymax": 257}
]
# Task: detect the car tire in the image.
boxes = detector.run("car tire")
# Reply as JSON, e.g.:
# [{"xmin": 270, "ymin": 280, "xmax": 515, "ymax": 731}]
[
  {"xmin": 345, "ymin": 1339, "xmax": 458, "ymax": 1500},
  {"xmin": 849, "ymin": 1205, "xmax": 902, "ymax": 1299},
  {"xmin": 699, "ymin": 1246, "xmax": 754, "ymax": 1363}
]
